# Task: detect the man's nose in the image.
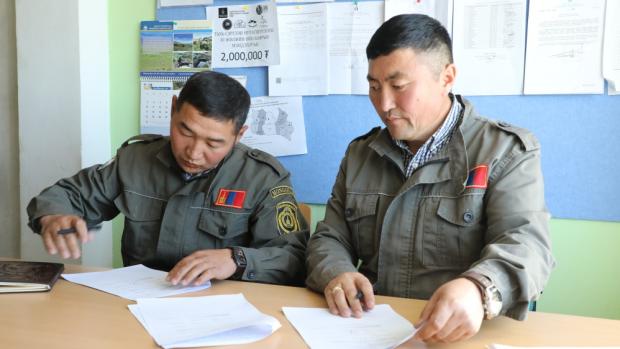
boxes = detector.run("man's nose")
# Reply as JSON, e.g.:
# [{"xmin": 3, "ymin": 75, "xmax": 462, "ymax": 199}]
[{"xmin": 378, "ymin": 89, "xmax": 396, "ymax": 112}]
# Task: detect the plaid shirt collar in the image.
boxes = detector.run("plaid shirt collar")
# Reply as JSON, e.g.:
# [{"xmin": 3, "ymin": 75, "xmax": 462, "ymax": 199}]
[{"xmin": 393, "ymin": 94, "xmax": 461, "ymax": 178}]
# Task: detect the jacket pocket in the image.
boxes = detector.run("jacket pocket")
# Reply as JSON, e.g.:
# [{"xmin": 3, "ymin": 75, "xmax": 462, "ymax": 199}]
[
  {"xmin": 421, "ymin": 195, "xmax": 484, "ymax": 268},
  {"xmin": 197, "ymin": 209, "xmax": 251, "ymax": 249},
  {"xmin": 344, "ymin": 193, "xmax": 379, "ymax": 262},
  {"xmin": 113, "ymin": 190, "xmax": 167, "ymax": 263}
]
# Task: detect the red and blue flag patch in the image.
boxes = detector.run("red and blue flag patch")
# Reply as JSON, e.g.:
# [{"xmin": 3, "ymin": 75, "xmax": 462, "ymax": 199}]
[
  {"xmin": 465, "ymin": 165, "xmax": 488, "ymax": 189},
  {"xmin": 215, "ymin": 189, "xmax": 246, "ymax": 209}
]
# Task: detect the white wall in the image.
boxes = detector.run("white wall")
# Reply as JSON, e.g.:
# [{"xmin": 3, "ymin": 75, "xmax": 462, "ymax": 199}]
[
  {"xmin": 16, "ymin": 0, "xmax": 112, "ymax": 266},
  {"xmin": 0, "ymin": 0, "xmax": 20, "ymax": 258}
]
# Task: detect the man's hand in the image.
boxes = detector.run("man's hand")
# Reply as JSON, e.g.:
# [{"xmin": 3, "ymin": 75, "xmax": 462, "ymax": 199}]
[
  {"xmin": 413, "ymin": 277, "xmax": 485, "ymax": 343},
  {"xmin": 39, "ymin": 215, "xmax": 93, "ymax": 259},
  {"xmin": 324, "ymin": 272, "xmax": 375, "ymax": 318},
  {"xmin": 167, "ymin": 249, "xmax": 237, "ymax": 286}
]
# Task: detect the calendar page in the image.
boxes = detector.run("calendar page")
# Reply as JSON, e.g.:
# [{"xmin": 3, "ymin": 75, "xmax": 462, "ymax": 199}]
[{"xmin": 139, "ymin": 72, "xmax": 193, "ymax": 135}]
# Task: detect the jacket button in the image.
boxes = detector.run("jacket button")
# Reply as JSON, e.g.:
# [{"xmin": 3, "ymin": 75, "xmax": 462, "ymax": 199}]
[
  {"xmin": 219, "ymin": 227, "xmax": 226, "ymax": 236},
  {"xmin": 463, "ymin": 211, "xmax": 474, "ymax": 223},
  {"xmin": 345, "ymin": 208, "xmax": 353, "ymax": 217},
  {"xmin": 248, "ymin": 271, "xmax": 256, "ymax": 279}
]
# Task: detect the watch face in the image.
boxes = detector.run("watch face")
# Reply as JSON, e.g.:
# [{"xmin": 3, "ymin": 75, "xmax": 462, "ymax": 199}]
[{"xmin": 485, "ymin": 286, "xmax": 502, "ymax": 318}]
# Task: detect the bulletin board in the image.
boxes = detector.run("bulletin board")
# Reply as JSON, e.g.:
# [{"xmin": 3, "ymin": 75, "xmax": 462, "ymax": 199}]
[{"xmin": 157, "ymin": 0, "xmax": 620, "ymax": 222}]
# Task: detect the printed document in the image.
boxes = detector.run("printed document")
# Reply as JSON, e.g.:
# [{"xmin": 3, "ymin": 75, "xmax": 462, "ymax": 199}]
[
  {"xmin": 328, "ymin": 1, "xmax": 384, "ymax": 95},
  {"xmin": 523, "ymin": 0, "xmax": 605, "ymax": 94},
  {"xmin": 241, "ymin": 96, "xmax": 307, "ymax": 157},
  {"xmin": 268, "ymin": 3, "xmax": 329, "ymax": 96},
  {"xmin": 62, "ymin": 264, "xmax": 210, "ymax": 300},
  {"xmin": 129, "ymin": 294, "xmax": 280, "ymax": 348},
  {"xmin": 283, "ymin": 304, "xmax": 415, "ymax": 349},
  {"xmin": 603, "ymin": 0, "xmax": 620, "ymax": 95},
  {"xmin": 384, "ymin": 0, "xmax": 453, "ymax": 37},
  {"xmin": 452, "ymin": 0, "xmax": 527, "ymax": 95},
  {"xmin": 208, "ymin": 2, "xmax": 280, "ymax": 68}
]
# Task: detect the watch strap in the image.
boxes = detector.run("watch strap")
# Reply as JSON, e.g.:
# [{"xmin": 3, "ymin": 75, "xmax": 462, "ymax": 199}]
[{"xmin": 230, "ymin": 247, "xmax": 247, "ymax": 280}]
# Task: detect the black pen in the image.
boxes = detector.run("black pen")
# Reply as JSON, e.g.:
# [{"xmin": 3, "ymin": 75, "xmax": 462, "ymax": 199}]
[{"xmin": 57, "ymin": 224, "xmax": 102, "ymax": 235}]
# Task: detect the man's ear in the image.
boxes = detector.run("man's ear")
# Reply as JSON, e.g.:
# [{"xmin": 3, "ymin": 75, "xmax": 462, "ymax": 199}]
[
  {"xmin": 170, "ymin": 95, "xmax": 178, "ymax": 116},
  {"xmin": 235, "ymin": 125, "xmax": 249, "ymax": 144},
  {"xmin": 441, "ymin": 63, "xmax": 457, "ymax": 95}
]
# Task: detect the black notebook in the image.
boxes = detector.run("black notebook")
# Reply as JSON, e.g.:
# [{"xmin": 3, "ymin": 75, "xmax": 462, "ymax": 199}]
[{"xmin": 0, "ymin": 261, "xmax": 64, "ymax": 293}]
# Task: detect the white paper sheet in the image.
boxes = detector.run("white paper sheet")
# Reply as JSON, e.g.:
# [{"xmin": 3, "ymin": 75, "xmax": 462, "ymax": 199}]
[
  {"xmin": 283, "ymin": 304, "xmax": 415, "ymax": 349},
  {"xmin": 62, "ymin": 264, "xmax": 210, "ymax": 301},
  {"xmin": 384, "ymin": 0, "xmax": 453, "ymax": 37},
  {"xmin": 208, "ymin": 2, "xmax": 280, "ymax": 68},
  {"xmin": 129, "ymin": 294, "xmax": 280, "ymax": 349},
  {"xmin": 523, "ymin": 0, "xmax": 605, "ymax": 94},
  {"xmin": 603, "ymin": 0, "xmax": 620, "ymax": 95},
  {"xmin": 241, "ymin": 96, "xmax": 307, "ymax": 157},
  {"xmin": 328, "ymin": 1, "xmax": 384, "ymax": 95},
  {"xmin": 268, "ymin": 3, "xmax": 329, "ymax": 96},
  {"xmin": 452, "ymin": 0, "xmax": 527, "ymax": 95}
]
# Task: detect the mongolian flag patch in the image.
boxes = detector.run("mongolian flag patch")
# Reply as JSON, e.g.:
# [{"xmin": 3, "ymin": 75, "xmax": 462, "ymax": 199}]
[
  {"xmin": 465, "ymin": 165, "xmax": 488, "ymax": 189},
  {"xmin": 215, "ymin": 189, "xmax": 246, "ymax": 208}
]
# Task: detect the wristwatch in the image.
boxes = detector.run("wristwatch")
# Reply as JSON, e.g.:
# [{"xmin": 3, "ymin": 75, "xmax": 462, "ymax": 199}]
[
  {"xmin": 462, "ymin": 271, "xmax": 503, "ymax": 319},
  {"xmin": 229, "ymin": 247, "xmax": 247, "ymax": 280}
]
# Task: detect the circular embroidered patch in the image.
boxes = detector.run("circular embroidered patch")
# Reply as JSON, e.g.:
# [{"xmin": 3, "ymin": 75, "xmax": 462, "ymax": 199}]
[{"xmin": 276, "ymin": 201, "xmax": 300, "ymax": 234}]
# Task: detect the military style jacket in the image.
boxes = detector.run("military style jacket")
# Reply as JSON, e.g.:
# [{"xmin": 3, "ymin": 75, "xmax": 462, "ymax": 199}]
[
  {"xmin": 306, "ymin": 96, "xmax": 555, "ymax": 320},
  {"xmin": 28, "ymin": 136, "xmax": 309, "ymax": 285}
]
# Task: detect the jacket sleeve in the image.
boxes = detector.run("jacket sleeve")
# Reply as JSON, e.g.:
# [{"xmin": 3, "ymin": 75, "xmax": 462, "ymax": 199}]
[
  {"xmin": 235, "ymin": 174, "xmax": 309, "ymax": 286},
  {"xmin": 305, "ymin": 153, "xmax": 359, "ymax": 293},
  {"xmin": 26, "ymin": 157, "xmax": 121, "ymax": 233},
  {"xmin": 468, "ymin": 143, "xmax": 555, "ymax": 320}
]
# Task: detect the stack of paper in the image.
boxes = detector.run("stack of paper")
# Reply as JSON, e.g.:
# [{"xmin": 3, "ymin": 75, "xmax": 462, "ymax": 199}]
[
  {"xmin": 129, "ymin": 294, "xmax": 281, "ymax": 348},
  {"xmin": 62, "ymin": 264, "xmax": 210, "ymax": 300},
  {"xmin": 283, "ymin": 304, "xmax": 415, "ymax": 349}
]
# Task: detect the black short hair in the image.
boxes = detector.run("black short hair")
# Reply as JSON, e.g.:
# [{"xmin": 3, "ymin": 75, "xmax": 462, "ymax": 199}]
[
  {"xmin": 366, "ymin": 14, "xmax": 453, "ymax": 76},
  {"xmin": 176, "ymin": 71, "xmax": 250, "ymax": 133}
]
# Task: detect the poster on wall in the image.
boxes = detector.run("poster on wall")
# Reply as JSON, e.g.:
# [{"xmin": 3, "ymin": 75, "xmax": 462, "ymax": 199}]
[{"xmin": 207, "ymin": 2, "xmax": 280, "ymax": 68}]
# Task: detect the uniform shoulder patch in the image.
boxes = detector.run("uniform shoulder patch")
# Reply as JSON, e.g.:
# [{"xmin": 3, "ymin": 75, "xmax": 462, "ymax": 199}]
[
  {"xmin": 270, "ymin": 185, "xmax": 294, "ymax": 199},
  {"xmin": 495, "ymin": 121, "xmax": 540, "ymax": 151},
  {"xmin": 247, "ymin": 148, "xmax": 285, "ymax": 176},
  {"xmin": 276, "ymin": 201, "xmax": 301, "ymax": 234},
  {"xmin": 350, "ymin": 126, "xmax": 381, "ymax": 144},
  {"xmin": 121, "ymin": 134, "xmax": 164, "ymax": 148}
]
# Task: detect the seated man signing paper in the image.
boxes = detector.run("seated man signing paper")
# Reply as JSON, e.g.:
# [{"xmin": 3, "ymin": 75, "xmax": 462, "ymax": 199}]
[
  {"xmin": 306, "ymin": 14, "xmax": 555, "ymax": 343},
  {"xmin": 28, "ymin": 71, "xmax": 308, "ymax": 286}
]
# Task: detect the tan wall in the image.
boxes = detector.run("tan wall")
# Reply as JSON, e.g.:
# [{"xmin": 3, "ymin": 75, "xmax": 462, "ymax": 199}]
[{"xmin": 0, "ymin": 0, "xmax": 19, "ymax": 257}]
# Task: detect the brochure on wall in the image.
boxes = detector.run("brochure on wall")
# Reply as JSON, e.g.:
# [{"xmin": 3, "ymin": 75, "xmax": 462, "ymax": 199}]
[
  {"xmin": 207, "ymin": 2, "xmax": 280, "ymax": 68},
  {"xmin": 241, "ymin": 96, "xmax": 307, "ymax": 157},
  {"xmin": 139, "ymin": 20, "xmax": 213, "ymax": 134},
  {"xmin": 140, "ymin": 20, "xmax": 213, "ymax": 72}
]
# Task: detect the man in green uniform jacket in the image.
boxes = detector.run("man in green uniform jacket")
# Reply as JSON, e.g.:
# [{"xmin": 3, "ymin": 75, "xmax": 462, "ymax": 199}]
[
  {"xmin": 306, "ymin": 14, "xmax": 554, "ymax": 342},
  {"xmin": 28, "ymin": 71, "xmax": 308, "ymax": 286}
]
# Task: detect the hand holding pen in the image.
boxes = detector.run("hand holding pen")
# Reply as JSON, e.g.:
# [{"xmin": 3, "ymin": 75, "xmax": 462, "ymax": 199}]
[
  {"xmin": 38, "ymin": 214, "xmax": 101, "ymax": 259},
  {"xmin": 323, "ymin": 271, "xmax": 375, "ymax": 318}
]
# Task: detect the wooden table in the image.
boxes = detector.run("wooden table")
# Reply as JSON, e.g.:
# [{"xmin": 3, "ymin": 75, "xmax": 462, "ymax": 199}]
[{"xmin": 1, "ymin": 263, "xmax": 619, "ymax": 348}]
